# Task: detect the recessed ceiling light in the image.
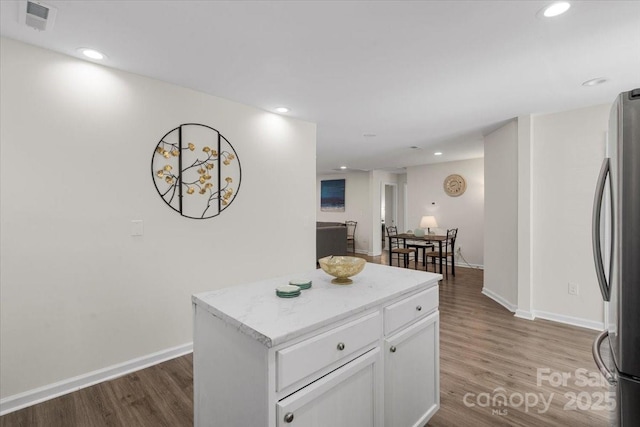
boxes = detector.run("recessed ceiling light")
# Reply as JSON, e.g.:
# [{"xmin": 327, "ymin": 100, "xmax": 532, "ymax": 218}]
[
  {"xmin": 340, "ymin": 166, "xmax": 347, "ymax": 170},
  {"xmin": 434, "ymin": 152, "xmax": 443, "ymax": 156},
  {"xmin": 275, "ymin": 107, "xmax": 289, "ymax": 113},
  {"xmin": 542, "ymin": 2, "xmax": 571, "ymax": 18},
  {"xmin": 363, "ymin": 133, "xmax": 376, "ymax": 137},
  {"xmin": 582, "ymin": 77, "xmax": 608, "ymax": 87},
  {"xmin": 78, "ymin": 48, "xmax": 105, "ymax": 60}
]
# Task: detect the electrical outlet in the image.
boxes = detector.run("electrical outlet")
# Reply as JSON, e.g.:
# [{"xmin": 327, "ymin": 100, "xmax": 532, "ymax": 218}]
[{"xmin": 568, "ymin": 283, "xmax": 579, "ymax": 296}]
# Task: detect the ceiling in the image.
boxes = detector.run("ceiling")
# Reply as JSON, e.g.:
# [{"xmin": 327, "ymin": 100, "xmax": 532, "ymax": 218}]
[{"xmin": 1, "ymin": 1, "xmax": 639, "ymax": 174}]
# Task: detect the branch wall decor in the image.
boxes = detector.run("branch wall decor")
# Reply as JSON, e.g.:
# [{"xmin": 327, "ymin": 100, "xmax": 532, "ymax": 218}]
[{"xmin": 151, "ymin": 123, "xmax": 242, "ymax": 219}]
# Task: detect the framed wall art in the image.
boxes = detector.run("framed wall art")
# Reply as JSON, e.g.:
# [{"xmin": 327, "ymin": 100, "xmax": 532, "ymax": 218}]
[{"xmin": 320, "ymin": 179, "xmax": 345, "ymax": 212}]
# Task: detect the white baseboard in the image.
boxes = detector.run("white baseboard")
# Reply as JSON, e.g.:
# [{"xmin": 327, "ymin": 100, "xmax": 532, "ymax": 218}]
[
  {"xmin": 481, "ymin": 288, "xmax": 517, "ymax": 312},
  {"xmin": 0, "ymin": 342, "xmax": 193, "ymax": 416},
  {"xmin": 455, "ymin": 261, "xmax": 484, "ymax": 270},
  {"xmin": 514, "ymin": 309, "xmax": 603, "ymax": 330},
  {"xmin": 533, "ymin": 310, "xmax": 604, "ymax": 331},
  {"xmin": 480, "ymin": 291, "xmax": 604, "ymax": 331},
  {"xmin": 514, "ymin": 309, "xmax": 535, "ymax": 320}
]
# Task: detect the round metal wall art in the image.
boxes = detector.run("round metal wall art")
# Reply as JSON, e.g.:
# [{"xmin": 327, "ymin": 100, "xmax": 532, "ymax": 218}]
[
  {"xmin": 443, "ymin": 174, "xmax": 466, "ymax": 197},
  {"xmin": 151, "ymin": 123, "xmax": 241, "ymax": 219}
]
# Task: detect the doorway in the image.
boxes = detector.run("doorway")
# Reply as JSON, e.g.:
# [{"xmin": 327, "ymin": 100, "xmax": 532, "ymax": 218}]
[{"xmin": 381, "ymin": 183, "xmax": 397, "ymax": 249}]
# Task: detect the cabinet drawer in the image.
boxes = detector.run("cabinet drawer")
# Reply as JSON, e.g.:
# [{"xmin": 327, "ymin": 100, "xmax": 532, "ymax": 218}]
[
  {"xmin": 276, "ymin": 312, "xmax": 380, "ymax": 392},
  {"xmin": 276, "ymin": 348, "xmax": 379, "ymax": 427},
  {"xmin": 384, "ymin": 286, "xmax": 438, "ymax": 335}
]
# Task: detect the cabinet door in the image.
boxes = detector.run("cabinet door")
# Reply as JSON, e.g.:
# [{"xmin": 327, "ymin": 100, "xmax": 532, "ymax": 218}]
[
  {"xmin": 385, "ymin": 311, "xmax": 439, "ymax": 427},
  {"xmin": 276, "ymin": 348, "xmax": 381, "ymax": 427}
]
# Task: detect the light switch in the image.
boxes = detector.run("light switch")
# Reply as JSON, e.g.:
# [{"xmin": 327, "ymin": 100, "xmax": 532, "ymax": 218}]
[{"xmin": 131, "ymin": 220, "xmax": 143, "ymax": 236}]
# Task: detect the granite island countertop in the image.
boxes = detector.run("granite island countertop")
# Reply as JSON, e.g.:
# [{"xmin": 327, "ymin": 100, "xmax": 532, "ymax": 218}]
[{"xmin": 192, "ymin": 262, "xmax": 441, "ymax": 348}]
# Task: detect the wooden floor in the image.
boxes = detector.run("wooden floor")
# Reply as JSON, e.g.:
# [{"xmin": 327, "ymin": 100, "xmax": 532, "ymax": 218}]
[{"xmin": 1, "ymin": 255, "xmax": 612, "ymax": 427}]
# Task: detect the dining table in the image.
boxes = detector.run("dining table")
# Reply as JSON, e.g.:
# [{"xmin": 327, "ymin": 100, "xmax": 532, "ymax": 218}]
[{"xmin": 389, "ymin": 233, "xmax": 448, "ymax": 274}]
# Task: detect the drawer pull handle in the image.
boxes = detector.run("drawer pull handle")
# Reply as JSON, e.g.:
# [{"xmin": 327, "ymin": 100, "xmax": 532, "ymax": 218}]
[
  {"xmin": 390, "ymin": 346, "xmax": 397, "ymax": 353},
  {"xmin": 284, "ymin": 412, "xmax": 294, "ymax": 423},
  {"xmin": 337, "ymin": 342, "xmax": 345, "ymax": 351},
  {"xmin": 416, "ymin": 305, "xmax": 422, "ymax": 311}
]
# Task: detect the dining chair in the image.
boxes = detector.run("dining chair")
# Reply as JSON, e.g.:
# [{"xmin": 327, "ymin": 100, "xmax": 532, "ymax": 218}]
[
  {"xmin": 386, "ymin": 226, "xmax": 417, "ymax": 269},
  {"xmin": 345, "ymin": 221, "xmax": 357, "ymax": 253},
  {"xmin": 406, "ymin": 237, "xmax": 435, "ymax": 270},
  {"xmin": 425, "ymin": 228, "xmax": 458, "ymax": 279}
]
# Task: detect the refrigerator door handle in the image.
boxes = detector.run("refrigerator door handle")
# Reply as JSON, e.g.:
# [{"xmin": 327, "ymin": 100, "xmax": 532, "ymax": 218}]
[
  {"xmin": 592, "ymin": 157, "xmax": 611, "ymax": 301},
  {"xmin": 592, "ymin": 330, "xmax": 617, "ymax": 385}
]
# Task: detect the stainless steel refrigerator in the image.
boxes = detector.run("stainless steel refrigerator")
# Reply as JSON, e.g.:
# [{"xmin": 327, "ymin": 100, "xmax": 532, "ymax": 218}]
[{"xmin": 592, "ymin": 88, "xmax": 640, "ymax": 426}]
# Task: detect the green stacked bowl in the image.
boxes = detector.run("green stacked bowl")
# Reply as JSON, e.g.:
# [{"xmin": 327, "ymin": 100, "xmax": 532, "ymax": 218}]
[
  {"xmin": 289, "ymin": 279, "xmax": 312, "ymax": 290},
  {"xmin": 275, "ymin": 284, "xmax": 301, "ymax": 298}
]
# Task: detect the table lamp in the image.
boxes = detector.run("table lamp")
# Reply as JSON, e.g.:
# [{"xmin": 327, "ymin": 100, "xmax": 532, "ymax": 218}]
[{"xmin": 420, "ymin": 215, "xmax": 438, "ymax": 235}]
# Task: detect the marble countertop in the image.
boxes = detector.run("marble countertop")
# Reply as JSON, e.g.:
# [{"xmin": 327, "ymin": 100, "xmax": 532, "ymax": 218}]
[{"xmin": 192, "ymin": 263, "xmax": 441, "ymax": 348}]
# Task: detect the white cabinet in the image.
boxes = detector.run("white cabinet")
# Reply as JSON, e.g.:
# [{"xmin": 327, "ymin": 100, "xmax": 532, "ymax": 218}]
[
  {"xmin": 193, "ymin": 307, "xmax": 383, "ymax": 427},
  {"xmin": 276, "ymin": 348, "xmax": 381, "ymax": 427},
  {"xmin": 192, "ymin": 263, "xmax": 440, "ymax": 427},
  {"xmin": 276, "ymin": 312, "xmax": 381, "ymax": 392},
  {"xmin": 383, "ymin": 286, "xmax": 438, "ymax": 335},
  {"xmin": 384, "ymin": 312, "xmax": 440, "ymax": 427}
]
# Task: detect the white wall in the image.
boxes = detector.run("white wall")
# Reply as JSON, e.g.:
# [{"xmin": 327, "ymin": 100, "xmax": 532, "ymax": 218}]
[
  {"xmin": 396, "ymin": 173, "xmax": 407, "ymax": 232},
  {"xmin": 316, "ymin": 170, "xmax": 404, "ymax": 256},
  {"xmin": 483, "ymin": 104, "xmax": 609, "ymax": 329},
  {"xmin": 316, "ymin": 171, "xmax": 370, "ymax": 253},
  {"xmin": 530, "ymin": 104, "xmax": 609, "ymax": 326},
  {"xmin": 370, "ymin": 170, "xmax": 400, "ymax": 256},
  {"xmin": 483, "ymin": 121, "xmax": 518, "ymax": 309},
  {"xmin": 406, "ymin": 158, "xmax": 484, "ymax": 267},
  {"xmin": 517, "ymin": 115, "xmax": 534, "ymax": 318},
  {"xmin": 0, "ymin": 38, "xmax": 317, "ymax": 400}
]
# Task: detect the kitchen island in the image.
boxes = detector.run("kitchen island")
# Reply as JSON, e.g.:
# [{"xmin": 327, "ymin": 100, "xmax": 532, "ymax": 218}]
[{"xmin": 192, "ymin": 262, "xmax": 441, "ymax": 427}]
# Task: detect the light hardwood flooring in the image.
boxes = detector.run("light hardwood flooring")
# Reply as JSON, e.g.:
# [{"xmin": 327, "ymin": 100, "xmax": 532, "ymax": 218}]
[{"xmin": 1, "ymin": 255, "xmax": 612, "ymax": 426}]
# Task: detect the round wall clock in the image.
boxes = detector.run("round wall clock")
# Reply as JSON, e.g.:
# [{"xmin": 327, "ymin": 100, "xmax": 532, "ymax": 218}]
[{"xmin": 443, "ymin": 174, "xmax": 466, "ymax": 197}]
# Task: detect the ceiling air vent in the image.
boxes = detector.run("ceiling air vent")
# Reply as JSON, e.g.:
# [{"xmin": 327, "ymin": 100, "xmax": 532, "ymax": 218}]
[{"xmin": 20, "ymin": 1, "xmax": 57, "ymax": 31}]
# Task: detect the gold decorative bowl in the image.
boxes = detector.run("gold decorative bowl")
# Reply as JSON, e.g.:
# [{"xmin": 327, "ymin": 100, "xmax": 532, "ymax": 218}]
[{"xmin": 318, "ymin": 256, "xmax": 366, "ymax": 285}]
